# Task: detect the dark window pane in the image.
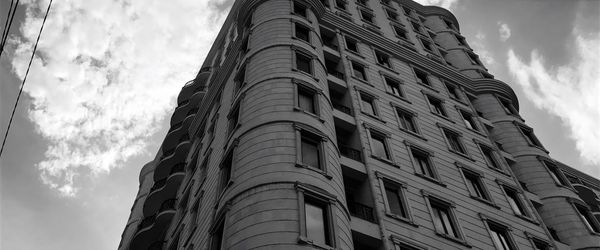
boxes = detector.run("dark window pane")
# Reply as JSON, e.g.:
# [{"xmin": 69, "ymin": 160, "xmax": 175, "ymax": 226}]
[
  {"xmin": 361, "ymin": 95, "xmax": 375, "ymax": 115},
  {"xmin": 301, "ymin": 136, "xmax": 320, "ymax": 169},
  {"xmin": 371, "ymin": 133, "xmax": 389, "ymax": 159},
  {"xmin": 296, "ymin": 53, "xmax": 312, "ymax": 74},
  {"xmin": 386, "ymin": 78, "xmax": 402, "ymax": 97},
  {"xmin": 413, "ymin": 150, "xmax": 433, "ymax": 177},
  {"xmin": 298, "ymin": 89, "xmax": 315, "ymax": 113},
  {"xmin": 385, "ymin": 187, "xmax": 406, "ymax": 217},
  {"xmin": 481, "ymin": 146, "xmax": 500, "ymax": 169},
  {"xmin": 352, "ymin": 62, "xmax": 366, "ymax": 80},
  {"xmin": 346, "ymin": 37, "xmax": 358, "ymax": 52},
  {"xmin": 445, "ymin": 130, "xmax": 465, "ymax": 154},
  {"xmin": 295, "ymin": 24, "xmax": 310, "ymax": 42},
  {"xmin": 431, "ymin": 203, "xmax": 457, "ymax": 237},
  {"xmin": 294, "ymin": 2, "xmax": 307, "ymax": 17}
]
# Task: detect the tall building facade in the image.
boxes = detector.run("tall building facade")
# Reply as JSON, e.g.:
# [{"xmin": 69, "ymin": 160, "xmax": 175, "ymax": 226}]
[{"xmin": 118, "ymin": 0, "xmax": 600, "ymax": 249}]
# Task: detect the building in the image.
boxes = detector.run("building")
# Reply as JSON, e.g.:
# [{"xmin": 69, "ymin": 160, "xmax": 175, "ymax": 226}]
[{"xmin": 118, "ymin": 0, "xmax": 600, "ymax": 249}]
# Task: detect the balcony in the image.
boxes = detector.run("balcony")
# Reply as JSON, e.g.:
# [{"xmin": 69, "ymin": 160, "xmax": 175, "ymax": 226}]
[
  {"xmin": 144, "ymin": 165, "xmax": 185, "ymax": 216},
  {"xmin": 154, "ymin": 139, "xmax": 191, "ymax": 181},
  {"xmin": 339, "ymin": 144, "xmax": 362, "ymax": 163},
  {"xmin": 348, "ymin": 201, "xmax": 375, "ymax": 222},
  {"xmin": 130, "ymin": 199, "xmax": 177, "ymax": 250}
]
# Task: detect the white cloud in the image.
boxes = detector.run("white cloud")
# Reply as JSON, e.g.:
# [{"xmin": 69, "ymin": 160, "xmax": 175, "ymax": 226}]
[
  {"xmin": 507, "ymin": 30, "xmax": 600, "ymax": 179},
  {"xmin": 9, "ymin": 0, "xmax": 229, "ymax": 196},
  {"xmin": 470, "ymin": 31, "xmax": 495, "ymax": 66},
  {"xmin": 498, "ymin": 21, "xmax": 511, "ymax": 42},
  {"xmin": 412, "ymin": 0, "xmax": 459, "ymax": 10}
]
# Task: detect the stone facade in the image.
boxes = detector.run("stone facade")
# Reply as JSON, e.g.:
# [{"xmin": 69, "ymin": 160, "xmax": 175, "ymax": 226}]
[{"xmin": 119, "ymin": 0, "xmax": 600, "ymax": 249}]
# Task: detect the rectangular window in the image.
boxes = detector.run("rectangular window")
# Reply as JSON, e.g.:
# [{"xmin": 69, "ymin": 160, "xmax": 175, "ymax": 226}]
[
  {"xmin": 519, "ymin": 125, "xmax": 543, "ymax": 148},
  {"xmin": 480, "ymin": 145, "xmax": 501, "ymax": 170},
  {"xmin": 351, "ymin": 61, "xmax": 367, "ymax": 81},
  {"xmin": 488, "ymin": 222, "xmax": 515, "ymax": 250},
  {"xmin": 295, "ymin": 23, "xmax": 310, "ymax": 43},
  {"xmin": 396, "ymin": 108, "xmax": 417, "ymax": 133},
  {"xmin": 411, "ymin": 21, "xmax": 422, "ymax": 33},
  {"xmin": 305, "ymin": 199, "xmax": 331, "ymax": 246},
  {"xmin": 335, "ymin": 0, "xmax": 347, "ymax": 10},
  {"xmin": 393, "ymin": 25, "xmax": 409, "ymax": 40},
  {"xmin": 499, "ymin": 98, "xmax": 516, "ymax": 115},
  {"xmin": 421, "ymin": 38, "xmax": 434, "ymax": 52},
  {"xmin": 375, "ymin": 50, "xmax": 391, "ymax": 68},
  {"xmin": 544, "ymin": 161, "xmax": 568, "ymax": 186},
  {"xmin": 370, "ymin": 131, "xmax": 390, "ymax": 160},
  {"xmin": 445, "ymin": 82, "xmax": 461, "ymax": 100},
  {"xmin": 234, "ymin": 65, "xmax": 247, "ymax": 95},
  {"xmin": 532, "ymin": 239, "xmax": 550, "ymax": 250},
  {"xmin": 430, "ymin": 199, "xmax": 459, "ymax": 238},
  {"xmin": 228, "ymin": 105, "xmax": 240, "ymax": 134},
  {"xmin": 385, "ymin": 9, "xmax": 398, "ymax": 21},
  {"xmin": 220, "ymin": 151, "xmax": 233, "ymax": 193},
  {"xmin": 296, "ymin": 52, "xmax": 312, "ymax": 74},
  {"xmin": 360, "ymin": 93, "xmax": 376, "ymax": 116},
  {"xmin": 345, "ymin": 36, "xmax": 358, "ymax": 53},
  {"xmin": 385, "ymin": 185, "xmax": 407, "ymax": 218},
  {"xmin": 444, "ymin": 129, "xmax": 467, "ymax": 154},
  {"xmin": 575, "ymin": 203, "xmax": 600, "ymax": 233},
  {"xmin": 460, "ymin": 110, "xmax": 478, "ymax": 131},
  {"xmin": 211, "ymin": 219, "xmax": 225, "ymax": 250},
  {"xmin": 427, "ymin": 96, "xmax": 446, "ymax": 116},
  {"xmin": 356, "ymin": 0, "xmax": 368, "ymax": 6},
  {"xmin": 293, "ymin": 2, "xmax": 308, "ymax": 17},
  {"xmin": 297, "ymin": 85, "xmax": 317, "ymax": 115},
  {"xmin": 414, "ymin": 68, "xmax": 430, "ymax": 86},
  {"xmin": 412, "ymin": 148, "xmax": 435, "ymax": 178},
  {"xmin": 455, "ymin": 34, "xmax": 466, "ymax": 46},
  {"xmin": 360, "ymin": 10, "xmax": 374, "ymax": 24},
  {"xmin": 462, "ymin": 170, "xmax": 490, "ymax": 201},
  {"xmin": 504, "ymin": 186, "xmax": 528, "ymax": 217},
  {"xmin": 385, "ymin": 76, "xmax": 403, "ymax": 97},
  {"xmin": 301, "ymin": 132, "xmax": 322, "ymax": 170}
]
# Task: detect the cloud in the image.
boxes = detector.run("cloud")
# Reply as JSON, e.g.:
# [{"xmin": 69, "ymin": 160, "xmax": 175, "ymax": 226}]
[
  {"xmin": 507, "ymin": 29, "xmax": 600, "ymax": 178},
  {"xmin": 498, "ymin": 21, "xmax": 511, "ymax": 42},
  {"xmin": 412, "ymin": 0, "xmax": 459, "ymax": 10},
  {"xmin": 470, "ymin": 31, "xmax": 495, "ymax": 66},
  {"xmin": 9, "ymin": 0, "xmax": 230, "ymax": 196}
]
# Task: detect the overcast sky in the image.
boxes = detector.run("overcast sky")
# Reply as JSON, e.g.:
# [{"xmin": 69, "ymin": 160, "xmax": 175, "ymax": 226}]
[{"xmin": 1, "ymin": 0, "xmax": 598, "ymax": 249}]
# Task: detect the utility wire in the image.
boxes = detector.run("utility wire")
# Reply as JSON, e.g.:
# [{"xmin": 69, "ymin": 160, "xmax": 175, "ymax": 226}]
[
  {"xmin": 0, "ymin": 0, "xmax": 53, "ymax": 158},
  {"xmin": 0, "ymin": 0, "xmax": 19, "ymax": 58}
]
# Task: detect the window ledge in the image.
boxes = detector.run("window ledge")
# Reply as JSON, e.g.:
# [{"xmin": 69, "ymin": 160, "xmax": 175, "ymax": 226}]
[
  {"xmin": 293, "ymin": 107, "xmax": 325, "ymax": 123},
  {"xmin": 448, "ymin": 149, "xmax": 474, "ymax": 162},
  {"xmin": 371, "ymin": 154, "xmax": 400, "ymax": 168},
  {"xmin": 431, "ymin": 111, "xmax": 454, "ymax": 124},
  {"xmin": 295, "ymin": 163, "xmax": 333, "ymax": 179},
  {"xmin": 398, "ymin": 127, "xmax": 427, "ymax": 142},
  {"xmin": 465, "ymin": 127, "xmax": 488, "ymax": 138},
  {"xmin": 344, "ymin": 48, "xmax": 364, "ymax": 59},
  {"xmin": 351, "ymin": 75, "xmax": 372, "ymax": 86},
  {"xmin": 290, "ymin": 12, "xmax": 311, "ymax": 23},
  {"xmin": 470, "ymin": 196, "xmax": 500, "ymax": 209},
  {"xmin": 291, "ymin": 36, "xmax": 316, "ymax": 49},
  {"xmin": 418, "ymin": 82, "xmax": 439, "ymax": 93},
  {"xmin": 387, "ymin": 92, "xmax": 411, "ymax": 104},
  {"xmin": 376, "ymin": 62, "xmax": 396, "ymax": 73},
  {"xmin": 386, "ymin": 213, "xmax": 419, "ymax": 227},
  {"xmin": 435, "ymin": 232, "xmax": 472, "ymax": 248},
  {"xmin": 415, "ymin": 173, "xmax": 446, "ymax": 187},
  {"xmin": 488, "ymin": 165, "xmax": 511, "ymax": 177},
  {"xmin": 362, "ymin": 112, "xmax": 386, "ymax": 124},
  {"xmin": 298, "ymin": 236, "xmax": 334, "ymax": 250},
  {"xmin": 515, "ymin": 213, "xmax": 539, "ymax": 225},
  {"xmin": 291, "ymin": 68, "xmax": 319, "ymax": 82}
]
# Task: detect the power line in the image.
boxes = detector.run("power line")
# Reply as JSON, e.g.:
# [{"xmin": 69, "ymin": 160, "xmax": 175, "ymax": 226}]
[
  {"xmin": 0, "ymin": 0, "xmax": 19, "ymax": 59},
  {"xmin": 0, "ymin": 0, "xmax": 53, "ymax": 158}
]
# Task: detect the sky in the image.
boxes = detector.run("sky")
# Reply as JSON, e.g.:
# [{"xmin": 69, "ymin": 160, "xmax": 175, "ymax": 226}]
[{"xmin": 0, "ymin": 0, "xmax": 598, "ymax": 249}]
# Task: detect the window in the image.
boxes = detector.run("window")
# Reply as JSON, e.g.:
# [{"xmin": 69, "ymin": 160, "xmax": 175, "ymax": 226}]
[
  {"xmin": 360, "ymin": 93, "xmax": 377, "ymax": 116},
  {"xmin": 487, "ymin": 222, "xmax": 516, "ymax": 250},
  {"xmin": 351, "ymin": 61, "xmax": 367, "ymax": 81},
  {"xmin": 301, "ymin": 132, "xmax": 322, "ymax": 169},
  {"xmin": 411, "ymin": 147, "xmax": 436, "ymax": 179},
  {"xmin": 345, "ymin": 36, "xmax": 358, "ymax": 53},
  {"xmin": 227, "ymin": 104, "xmax": 240, "ymax": 135},
  {"xmin": 455, "ymin": 34, "xmax": 466, "ymax": 46},
  {"xmin": 321, "ymin": 27, "xmax": 338, "ymax": 49},
  {"xmin": 295, "ymin": 23, "xmax": 310, "ymax": 43},
  {"xmin": 293, "ymin": 2, "xmax": 308, "ymax": 18},
  {"xmin": 402, "ymin": 6, "xmax": 412, "ymax": 16},
  {"xmin": 427, "ymin": 96, "xmax": 446, "ymax": 116},
  {"xmin": 503, "ymin": 186, "xmax": 528, "ymax": 217},
  {"xmin": 384, "ymin": 183, "xmax": 408, "ymax": 218},
  {"xmin": 234, "ymin": 64, "xmax": 247, "ymax": 95},
  {"xmin": 360, "ymin": 9, "xmax": 374, "ymax": 24},
  {"xmin": 356, "ymin": 0, "xmax": 368, "ymax": 6},
  {"xmin": 414, "ymin": 68, "xmax": 430, "ymax": 86},
  {"xmin": 445, "ymin": 82, "xmax": 461, "ymax": 100},
  {"xmin": 297, "ymin": 86, "xmax": 317, "ymax": 114},
  {"xmin": 385, "ymin": 76, "xmax": 404, "ymax": 97},
  {"xmin": 335, "ymin": 0, "xmax": 348, "ymax": 10},
  {"xmin": 394, "ymin": 242, "xmax": 422, "ymax": 250},
  {"xmin": 420, "ymin": 38, "xmax": 434, "ymax": 52},
  {"xmin": 531, "ymin": 238, "xmax": 550, "ymax": 250},
  {"xmin": 542, "ymin": 160, "xmax": 568, "ymax": 186},
  {"xmin": 428, "ymin": 198, "xmax": 460, "ymax": 238},
  {"xmin": 220, "ymin": 150, "xmax": 234, "ymax": 193},
  {"xmin": 444, "ymin": 19, "xmax": 455, "ymax": 30},
  {"xmin": 499, "ymin": 98, "xmax": 517, "ymax": 115},
  {"xmin": 518, "ymin": 125, "xmax": 543, "ymax": 148},
  {"xmin": 411, "ymin": 21, "xmax": 422, "ymax": 33},
  {"xmin": 460, "ymin": 110, "xmax": 478, "ymax": 131},
  {"xmin": 385, "ymin": 9, "xmax": 399, "ymax": 21},
  {"xmin": 396, "ymin": 108, "xmax": 417, "ymax": 133},
  {"xmin": 191, "ymin": 198, "xmax": 201, "ymax": 225},
  {"xmin": 480, "ymin": 145, "xmax": 501, "ymax": 170},
  {"xmin": 574, "ymin": 203, "xmax": 600, "ymax": 233},
  {"xmin": 297, "ymin": 184, "xmax": 336, "ymax": 247},
  {"xmin": 443, "ymin": 129, "xmax": 467, "ymax": 155},
  {"xmin": 295, "ymin": 51, "xmax": 312, "ymax": 74},
  {"xmin": 393, "ymin": 25, "xmax": 409, "ymax": 40},
  {"xmin": 210, "ymin": 217, "xmax": 225, "ymax": 250},
  {"xmin": 462, "ymin": 169, "xmax": 490, "ymax": 201},
  {"xmin": 375, "ymin": 50, "xmax": 391, "ymax": 68},
  {"xmin": 370, "ymin": 130, "xmax": 390, "ymax": 160},
  {"xmin": 467, "ymin": 52, "xmax": 480, "ymax": 65}
]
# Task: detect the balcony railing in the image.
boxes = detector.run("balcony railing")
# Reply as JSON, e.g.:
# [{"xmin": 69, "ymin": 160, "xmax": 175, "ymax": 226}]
[
  {"xmin": 168, "ymin": 122, "xmax": 183, "ymax": 133},
  {"xmin": 178, "ymin": 134, "xmax": 190, "ymax": 144},
  {"xmin": 150, "ymin": 178, "xmax": 167, "ymax": 192},
  {"xmin": 186, "ymin": 107, "xmax": 199, "ymax": 116},
  {"xmin": 170, "ymin": 163, "xmax": 185, "ymax": 175},
  {"xmin": 332, "ymin": 102, "xmax": 352, "ymax": 115},
  {"xmin": 138, "ymin": 214, "xmax": 156, "ymax": 230},
  {"xmin": 348, "ymin": 201, "xmax": 375, "ymax": 222},
  {"xmin": 327, "ymin": 69, "xmax": 345, "ymax": 80},
  {"xmin": 339, "ymin": 144, "xmax": 362, "ymax": 162},
  {"xmin": 194, "ymin": 85, "xmax": 206, "ymax": 92},
  {"xmin": 162, "ymin": 148, "xmax": 175, "ymax": 159},
  {"xmin": 159, "ymin": 199, "xmax": 177, "ymax": 212}
]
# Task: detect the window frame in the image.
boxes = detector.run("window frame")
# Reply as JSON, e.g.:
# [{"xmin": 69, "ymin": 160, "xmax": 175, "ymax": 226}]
[
  {"xmin": 457, "ymin": 163, "xmax": 496, "ymax": 206},
  {"xmin": 499, "ymin": 183, "xmax": 532, "ymax": 219},
  {"xmin": 335, "ymin": 0, "xmax": 348, "ymax": 11},
  {"xmin": 294, "ymin": 123, "xmax": 330, "ymax": 178},
  {"xmin": 412, "ymin": 67, "xmax": 432, "ymax": 87},
  {"xmin": 425, "ymin": 94, "xmax": 448, "ymax": 117},
  {"xmin": 383, "ymin": 75, "xmax": 405, "ymax": 99},
  {"xmin": 422, "ymin": 190, "xmax": 469, "ymax": 245},
  {"xmin": 480, "ymin": 215, "xmax": 518, "ymax": 250},
  {"xmin": 444, "ymin": 81, "xmax": 463, "ymax": 101},
  {"xmin": 392, "ymin": 24, "xmax": 410, "ymax": 41},
  {"xmin": 376, "ymin": 172, "xmax": 416, "ymax": 225},
  {"xmin": 292, "ymin": 48, "xmax": 316, "ymax": 77},
  {"xmin": 571, "ymin": 199, "xmax": 600, "ymax": 234},
  {"xmin": 293, "ymin": 21, "xmax": 312, "ymax": 44},
  {"xmin": 496, "ymin": 96, "xmax": 519, "ymax": 117},
  {"xmin": 292, "ymin": 1, "xmax": 309, "ymax": 18},
  {"xmin": 515, "ymin": 123, "xmax": 545, "ymax": 150},
  {"xmin": 293, "ymin": 79, "xmax": 323, "ymax": 119},
  {"xmin": 524, "ymin": 232, "xmax": 551, "ymax": 250},
  {"xmin": 350, "ymin": 59, "xmax": 368, "ymax": 82},
  {"xmin": 405, "ymin": 141, "xmax": 442, "ymax": 185},
  {"xmin": 393, "ymin": 105, "xmax": 422, "ymax": 137},
  {"xmin": 358, "ymin": 8, "xmax": 376, "ymax": 25},
  {"xmin": 344, "ymin": 35, "xmax": 360, "ymax": 54},
  {"xmin": 208, "ymin": 205, "xmax": 229, "ymax": 250},
  {"xmin": 218, "ymin": 141, "xmax": 238, "ymax": 198},
  {"xmin": 227, "ymin": 95, "xmax": 243, "ymax": 136},
  {"xmin": 296, "ymin": 182, "xmax": 338, "ymax": 248},
  {"xmin": 374, "ymin": 49, "xmax": 392, "ymax": 69},
  {"xmin": 358, "ymin": 90, "xmax": 380, "ymax": 118},
  {"xmin": 477, "ymin": 143, "xmax": 505, "ymax": 172},
  {"xmin": 458, "ymin": 109, "xmax": 480, "ymax": 132},
  {"xmin": 440, "ymin": 126, "xmax": 470, "ymax": 157}
]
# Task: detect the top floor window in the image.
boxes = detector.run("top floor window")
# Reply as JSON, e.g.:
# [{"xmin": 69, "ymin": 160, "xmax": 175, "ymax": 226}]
[{"xmin": 293, "ymin": 2, "xmax": 308, "ymax": 18}]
